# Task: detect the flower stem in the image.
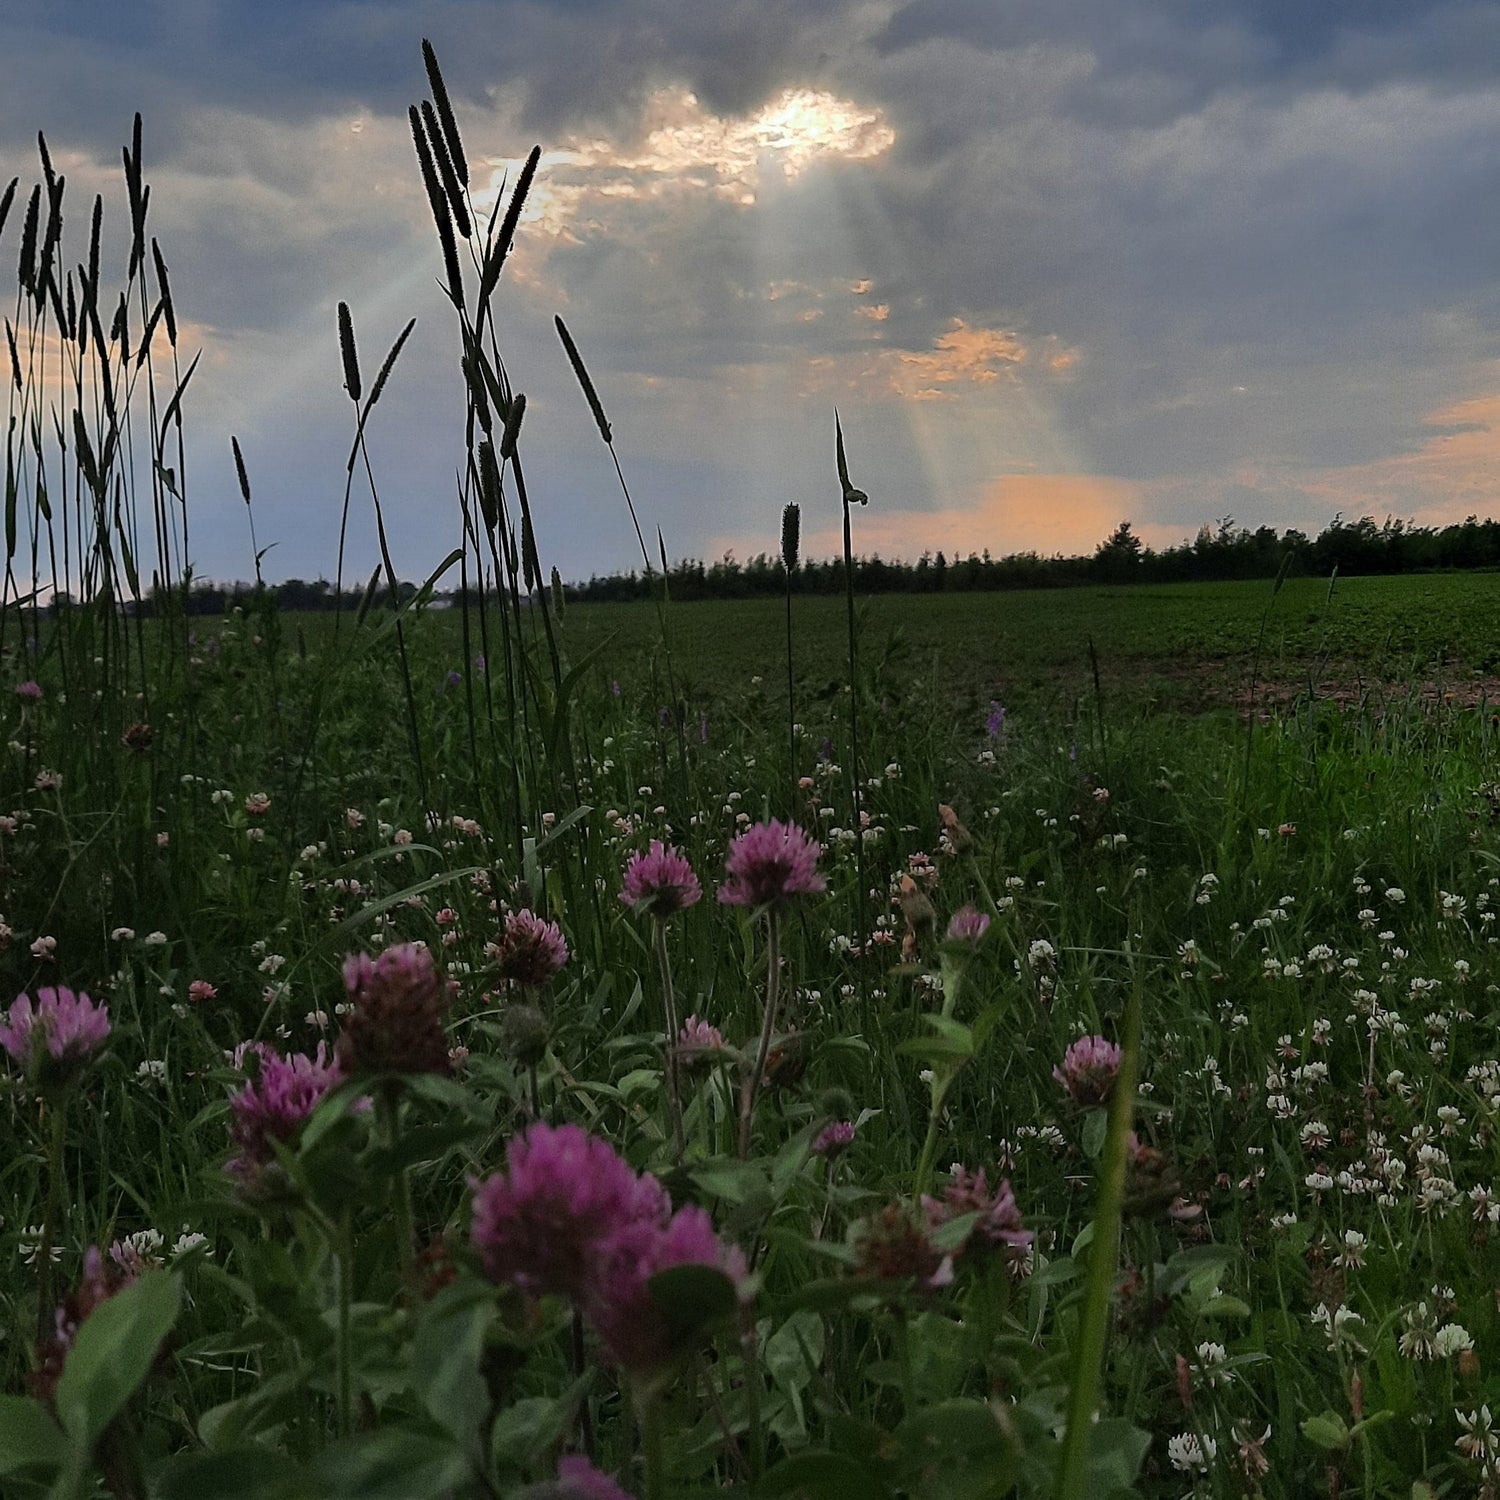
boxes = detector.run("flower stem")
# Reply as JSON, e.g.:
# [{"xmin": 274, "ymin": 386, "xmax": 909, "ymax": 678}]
[
  {"xmin": 378, "ymin": 1086, "xmax": 414, "ymax": 1284},
  {"xmin": 1054, "ymin": 983, "xmax": 1141, "ymax": 1499},
  {"xmin": 653, "ymin": 918, "xmax": 686, "ymax": 1162},
  {"xmin": 912, "ymin": 1072, "xmax": 955, "ymax": 1203},
  {"xmin": 34, "ymin": 1096, "xmax": 68, "ymax": 1345},
  {"xmin": 336, "ymin": 1209, "xmax": 354, "ymax": 1438},
  {"xmin": 640, "ymin": 1389, "xmax": 665, "ymax": 1500},
  {"xmin": 738, "ymin": 907, "xmax": 782, "ymax": 1158}
]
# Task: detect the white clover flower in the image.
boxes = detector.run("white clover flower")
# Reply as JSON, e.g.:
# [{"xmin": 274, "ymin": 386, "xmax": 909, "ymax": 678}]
[
  {"xmin": 1195, "ymin": 1341, "xmax": 1233, "ymax": 1385},
  {"xmin": 1436, "ymin": 1324, "xmax": 1475, "ymax": 1357},
  {"xmin": 1167, "ymin": 1432, "xmax": 1216, "ymax": 1472},
  {"xmin": 1457, "ymin": 1406, "xmax": 1499, "ymax": 1463}
]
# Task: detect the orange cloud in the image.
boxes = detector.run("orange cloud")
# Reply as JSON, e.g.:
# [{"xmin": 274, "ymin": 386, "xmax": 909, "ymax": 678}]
[
  {"xmin": 1300, "ymin": 390, "xmax": 1500, "ymax": 524},
  {"xmin": 795, "ymin": 318, "xmax": 1080, "ymax": 401},
  {"xmin": 713, "ymin": 473, "xmax": 1165, "ymax": 562}
]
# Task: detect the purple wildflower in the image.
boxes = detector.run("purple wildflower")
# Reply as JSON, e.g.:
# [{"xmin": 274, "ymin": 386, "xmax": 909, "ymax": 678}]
[
  {"xmin": 491, "ymin": 909, "xmax": 569, "ymax": 988},
  {"xmin": 936, "ymin": 1167, "xmax": 1034, "ymax": 1260},
  {"xmin": 471, "ymin": 1121, "xmax": 747, "ymax": 1372},
  {"xmin": 470, "ymin": 1122, "xmax": 661, "ymax": 1299},
  {"xmin": 226, "ymin": 1043, "xmax": 343, "ymax": 1181},
  {"xmin": 525, "ymin": 1457, "xmax": 633, "ymax": 1500},
  {"xmin": 1053, "ymin": 1035, "xmax": 1123, "ymax": 1106},
  {"xmin": 945, "ymin": 906, "xmax": 991, "ymax": 947},
  {"xmin": 854, "ymin": 1203, "xmax": 954, "ymax": 1290},
  {"xmin": 811, "ymin": 1120, "xmax": 855, "ymax": 1159},
  {"xmin": 33, "ymin": 1246, "xmax": 134, "ymax": 1402},
  {"xmin": 336, "ymin": 942, "xmax": 451, "ymax": 1077},
  {"xmin": 676, "ymin": 1015, "xmax": 729, "ymax": 1075},
  {"xmin": 0, "ymin": 987, "xmax": 110, "ymax": 1086},
  {"xmin": 985, "ymin": 700, "xmax": 1005, "ymax": 740},
  {"xmin": 620, "ymin": 841, "xmax": 702, "ymax": 918},
  {"xmin": 717, "ymin": 819, "xmax": 826, "ymax": 909},
  {"xmin": 590, "ymin": 1199, "xmax": 747, "ymax": 1373},
  {"xmin": 15, "ymin": 680, "xmax": 42, "ymax": 703}
]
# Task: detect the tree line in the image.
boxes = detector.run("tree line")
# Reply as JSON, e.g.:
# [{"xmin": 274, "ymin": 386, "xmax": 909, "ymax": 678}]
[{"xmin": 78, "ymin": 512, "xmax": 1500, "ymax": 615}]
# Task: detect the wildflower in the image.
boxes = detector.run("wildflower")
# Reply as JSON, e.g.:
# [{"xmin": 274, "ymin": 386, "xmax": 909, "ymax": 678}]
[
  {"xmin": 471, "ymin": 1122, "xmax": 746, "ymax": 1371},
  {"xmin": 854, "ymin": 1202, "xmax": 954, "ymax": 1290},
  {"xmin": 491, "ymin": 909, "xmax": 569, "ymax": 988},
  {"xmin": 188, "ymin": 980, "xmax": 217, "ymax": 1004},
  {"xmin": 498, "ymin": 1004, "xmax": 551, "ymax": 1067},
  {"xmin": 109, "ymin": 1228, "xmax": 165, "ymax": 1275},
  {"xmin": 1053, "ymin": 1035, "xmax": 1123, "ymax": 1106},
  {"xmin": 122, "ymin": 722, "xmax": 153, "ymax": 751},
  {"xmin": 1167, "ymin": 1432, "xmax": 1216, "ymax": 1472},
  {"xmin": 717, "ymin": 819, "xmax": 825, "ymax": 909},
  {"xmin": 15, "ymin": 680, "xmax": 42, "ymax": 702},
  {"xmin": 32, "ymin": 1247, "xmax": 136, "ymax": 1403},
  {"xmin": 945, "ymin": 905, "xmax": 990, "ymax": 947},
  {"xmin": 336, "ymin": 942, "xmax": 451, "ymax": 1077},
  {"xmin": 590, "ymin": 1199, "xmax": 747, "ymax": 1372},
  {"xmin": 171, "ymin": 1231, "xmax": 210, "ymax": 1259},
  {"xmin": 1336, "ymin": 1229, "xmax": 1367, "ymax": 1269},
  {"xmin": 935, "ymin": 1167, "xmax": 1033, "ymax": 1261},
  {"xmin": 676, "ymin": 1015, "xmax": 729, "ymax": 1074},
  {"xmin": 937, "ymin": 804, "xmax": 972, "ymax": 856},
  {"xmin": 19, "ymin": 1225, "xmax": 63, "ymax": 1267},
  {"xmin": 1458, "ymin": 1406, "xmax": 1499, "ymax": 1463},
  {"xmin": 524, "ymin": 1456, "xmax": 633, "ymax": 1500},
  {"xmin": 33, "ymin": 768, "xmax": 61, "ymax": 792},
  {"xmin": 136, "ymin": 1059, "xmax": 167, "ymax": 1086},
  {"xmin": 1195, "ymin": 1340, "xmax": 1233, "ymax": 1386},
  {"xmin": 812, "ymin": 1120, "xmax": 856, "ymax": 1158},
  {"xmin": 471, "ymin": 1122, "xmax": 660, "ymax": 1299},
  {"xmin": 226, "ymin": 1043, "xmax": 343, "ymax": 1182},
  {"xmin": 0, "ymin": 986, "xmax": 111, "ymax": 1089},
  {"xmin": 1437, "ymin": 1324, "xmax": 1475, "ymax": 1357},
  {"xmin": 985, "ymin": 701, "xmax": 1005, "ymax": 739},
  {"xmin": 620, "ymin": 841, "xmax": 702, "ymax": 918}
]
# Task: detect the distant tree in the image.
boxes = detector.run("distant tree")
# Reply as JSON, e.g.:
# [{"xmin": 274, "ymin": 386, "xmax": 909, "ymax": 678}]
[{"xmin": 1094, "ymin": 521, "xmax": 1144, "ymax": 582}]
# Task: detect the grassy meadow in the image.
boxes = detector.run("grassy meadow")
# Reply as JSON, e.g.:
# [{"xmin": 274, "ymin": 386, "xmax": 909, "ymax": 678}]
[{"xmin": 6, "ymin": 45, "xmax": 1500, "ymax": 1500}]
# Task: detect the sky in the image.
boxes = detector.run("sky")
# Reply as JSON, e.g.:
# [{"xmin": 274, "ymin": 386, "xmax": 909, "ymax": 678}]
[{"xmin": 4, "ymin": 0, "xmax": 1500, "ymax": 586}]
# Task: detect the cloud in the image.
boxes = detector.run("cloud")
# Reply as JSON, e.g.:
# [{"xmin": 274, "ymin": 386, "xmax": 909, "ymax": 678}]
[
  {"xmin": 5, "ymin": 0, "xmax": 1500, "ymax": 587},
  {"xmin": 715, "ymin": 473, "xmax": 1156, "ymax": 562},
  {"xmin": 1298, "ymin": 386, "xmax": 1500, "ymax": 525}
]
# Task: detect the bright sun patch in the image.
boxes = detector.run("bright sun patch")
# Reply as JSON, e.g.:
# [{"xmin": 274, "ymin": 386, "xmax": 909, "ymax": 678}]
[{"xmin": 474, "ymin": 85, "xmax": 895, "ymax": 240}]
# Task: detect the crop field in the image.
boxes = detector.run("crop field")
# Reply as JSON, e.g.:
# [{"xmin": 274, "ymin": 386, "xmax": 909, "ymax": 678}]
[
  {"xmin": 552, "ymin": 571, "xmax": 1500, "ymax": 714},
  {"xmin": 7, "ymin": 53, "xmax": 1500, "ymax": 1500}
]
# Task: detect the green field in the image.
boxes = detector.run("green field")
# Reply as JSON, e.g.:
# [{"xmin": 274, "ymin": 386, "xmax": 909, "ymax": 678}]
[
  {"xmin": 551, "ymin": 572, "xmax": 1500, "ymax": 715},
  {"xmin": 5, "ymin": 568, "xmax": 1500, "ymax": 1498}
]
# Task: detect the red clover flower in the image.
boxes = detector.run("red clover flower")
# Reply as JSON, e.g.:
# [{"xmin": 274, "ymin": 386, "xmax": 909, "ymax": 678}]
[
  {"xmin": 1053, "ymin": 1035, "xmax": 1123, "ymax": 1106},
  {"xmin": 718, "ymin": 819, "xmax": 825, "ymax": 909},
  {"xmin": 470, "ymin": 1121, "xmax": 746, "ymax": 1372},
  {"xmin": 492, "ymin": 909, "xmax": 569, "ymax": 988},
  {"xmin": 336, "ymin": 941, "xmax": 451, "ymax": 1077},
  {"xmin": 620, "ymin": 840, "xmax": 702, "ymax": 918},
  {"xmin": 226, "ymin": 1043, "xmax": 343, "ymax": 1182},
  {"xmin": 0, "ymin": 987, "xmax": 110, "ymax": 1089}
]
